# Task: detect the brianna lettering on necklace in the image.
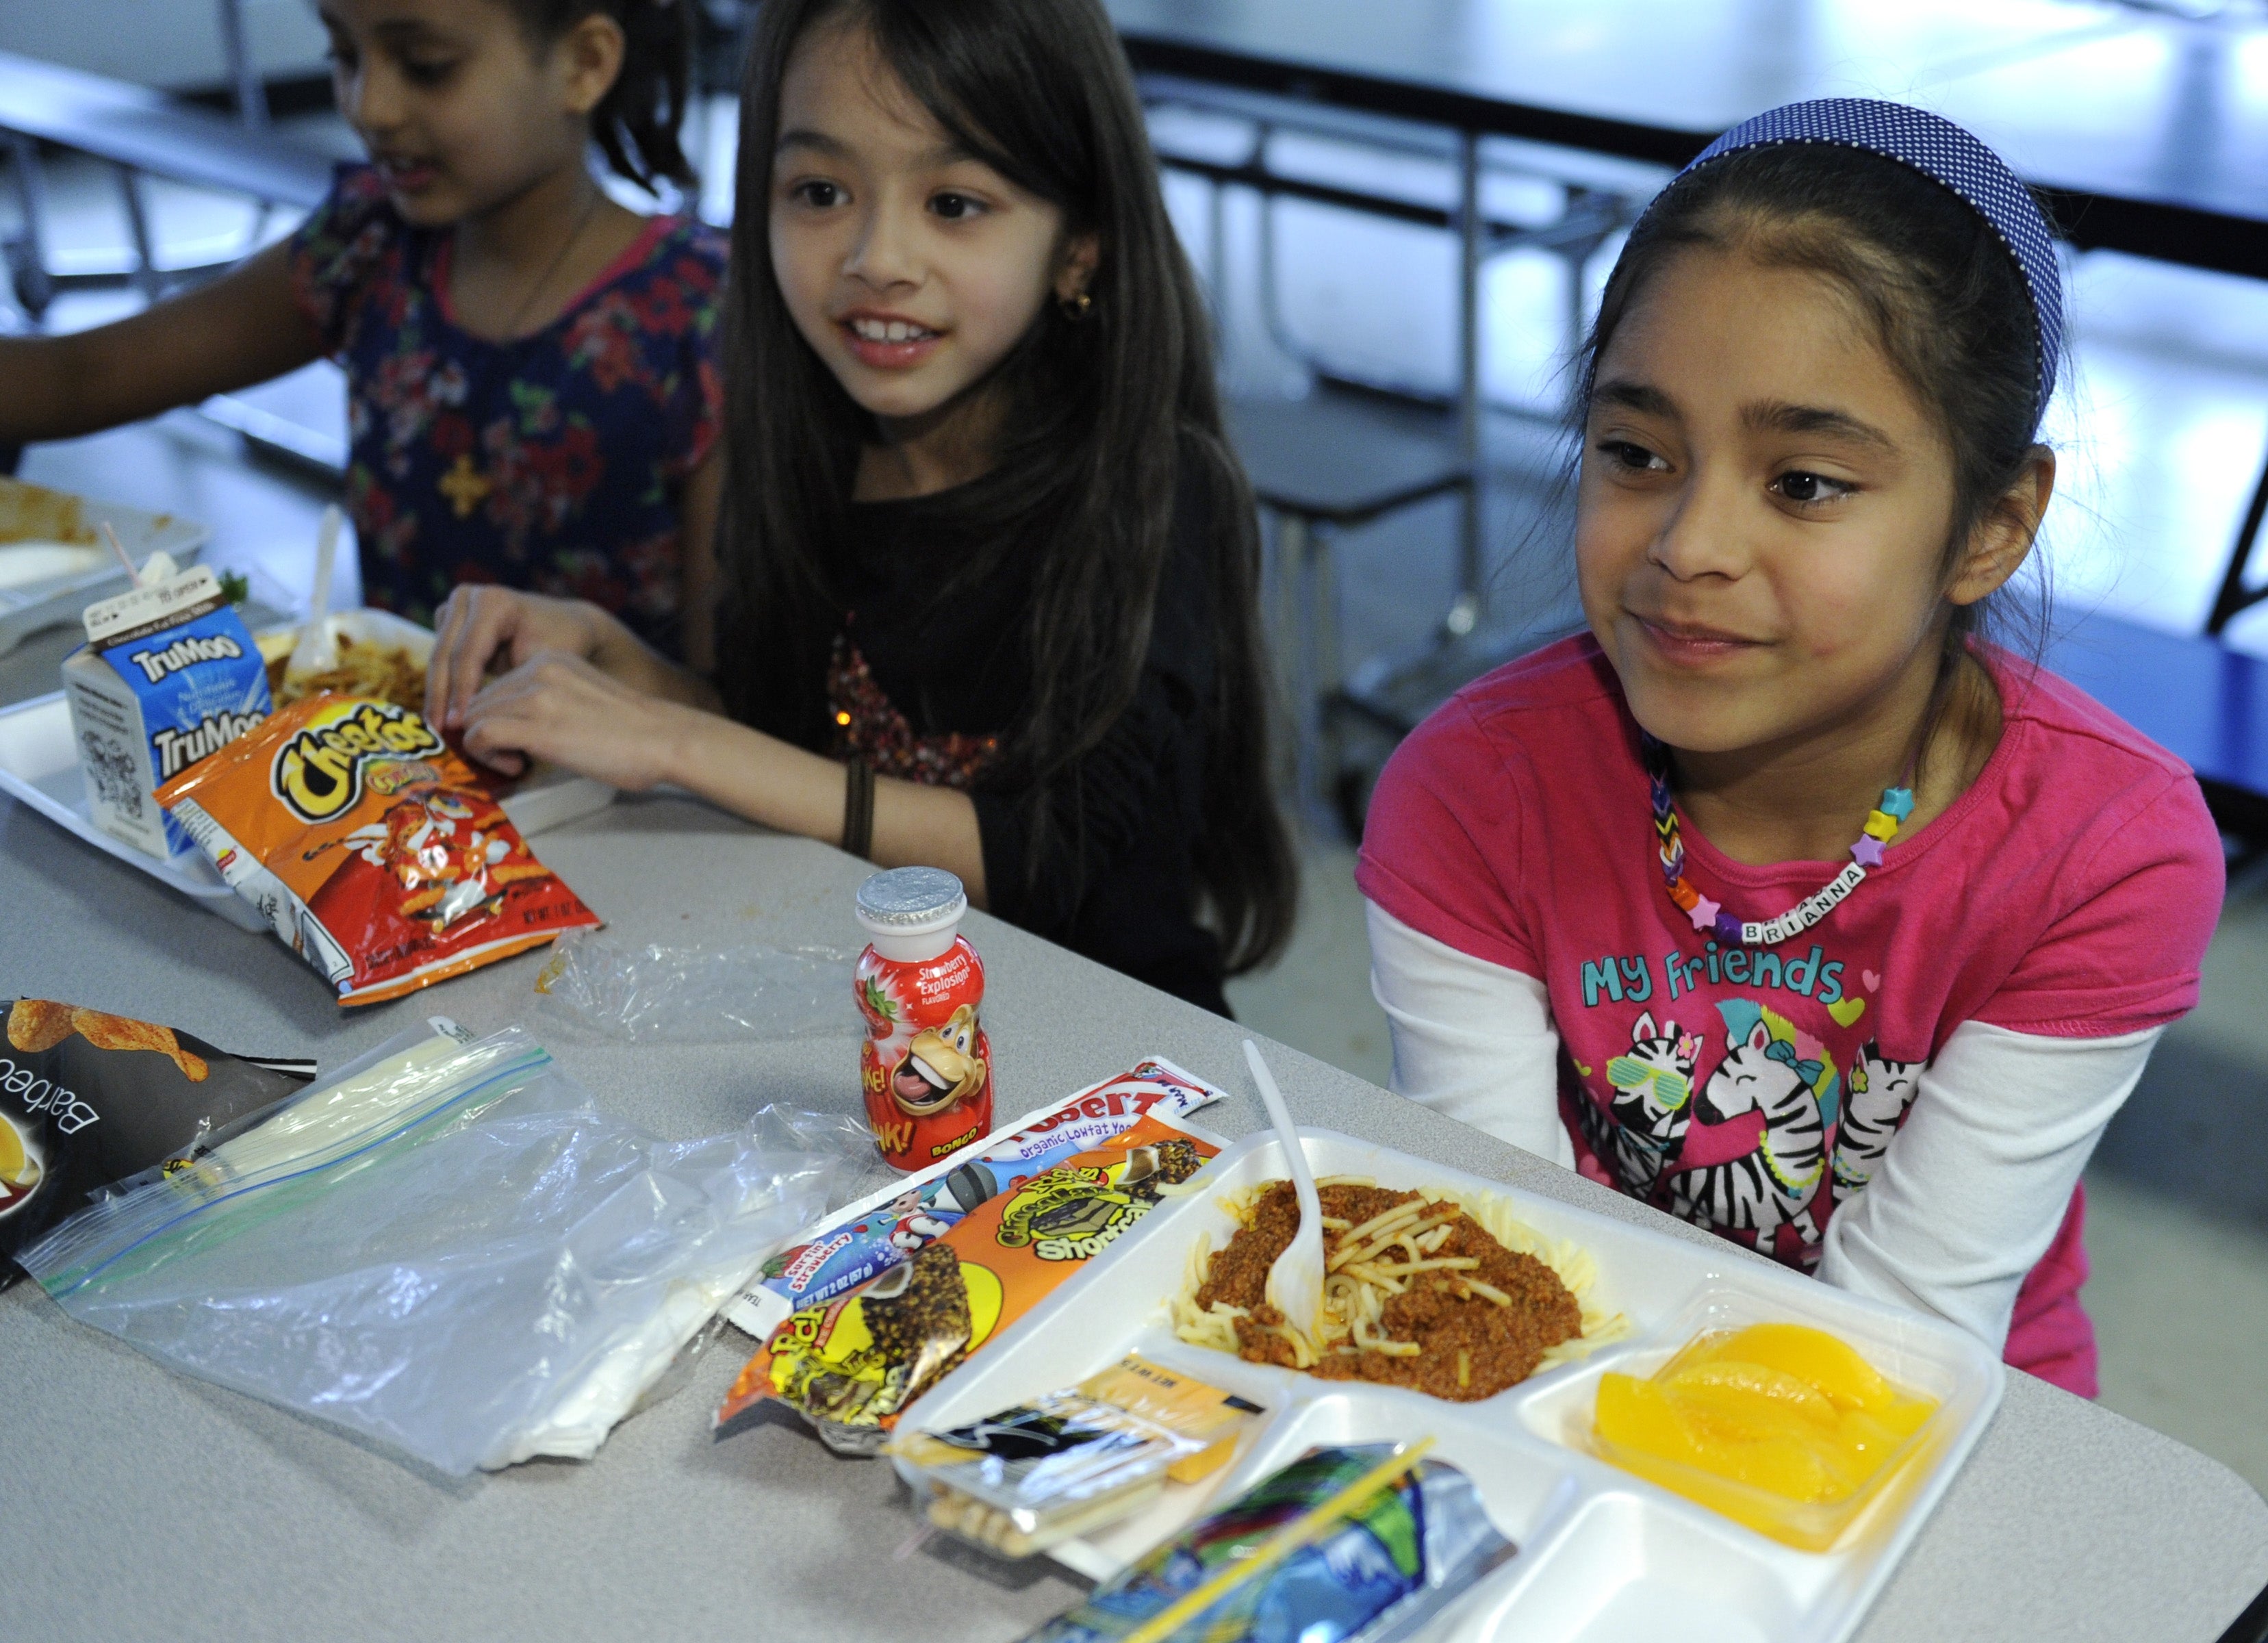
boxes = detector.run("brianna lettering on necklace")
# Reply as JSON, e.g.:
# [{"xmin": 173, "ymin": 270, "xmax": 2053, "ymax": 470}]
[{"xmin": 1644, "ymin": 735, "xmax": 1915, "ymax": 948}]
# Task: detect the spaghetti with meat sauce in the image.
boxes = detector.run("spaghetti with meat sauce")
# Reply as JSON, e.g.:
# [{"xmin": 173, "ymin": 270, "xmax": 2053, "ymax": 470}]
[{"xmin": 1177, "ymin": 1181, "xmax": 1608, "ymax": 1401}]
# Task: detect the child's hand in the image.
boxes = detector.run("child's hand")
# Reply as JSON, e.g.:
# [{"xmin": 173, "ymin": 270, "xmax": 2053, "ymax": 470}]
[
  {"xmin": 456, "ymin": 650, "xmax": 696, "ymax": 791},
  {"xmin": 427, "ymin": 587, "xmax": 611, "ymax": 734}
]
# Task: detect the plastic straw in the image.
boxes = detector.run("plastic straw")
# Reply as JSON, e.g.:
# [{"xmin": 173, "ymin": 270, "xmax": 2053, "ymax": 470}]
[
  {"xmin": 100, "ymin": 521, "xmax": 140, "ymax": 588},
  {"xmin": 1114, "ymin": 1437, "xmax": 1438, "ymax": 1643},
  {"xmin": 289, "ymin": 505, "xmax": 342, "ymax": 673}
]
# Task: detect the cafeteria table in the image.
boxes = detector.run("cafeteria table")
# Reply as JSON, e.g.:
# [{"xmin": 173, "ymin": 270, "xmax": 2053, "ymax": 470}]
[
  {"xmin": 1108, "ymin": 0, "xmax": 2268, "ymax": 275},
  {"xmin": 3, "ymin": 787, "xmax": 2266, "ymax": 1642}
]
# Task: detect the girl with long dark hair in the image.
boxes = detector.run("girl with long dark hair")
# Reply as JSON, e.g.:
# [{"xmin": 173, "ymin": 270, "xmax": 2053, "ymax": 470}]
[{"xmin": 430, "ymin": 0, "xmax": 1297, "ymax": 1011}]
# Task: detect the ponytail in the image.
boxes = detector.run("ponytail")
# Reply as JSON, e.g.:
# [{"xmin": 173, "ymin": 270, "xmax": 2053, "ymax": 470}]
[{"xmin": 509, "ymin": 0, "xmax": 698, "ymax": 192}]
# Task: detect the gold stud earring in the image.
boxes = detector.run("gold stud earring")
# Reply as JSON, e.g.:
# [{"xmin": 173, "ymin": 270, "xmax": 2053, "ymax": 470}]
[{"xmin": 1059, "ymin": 290, "xmax": 1094, "ymax": 320}]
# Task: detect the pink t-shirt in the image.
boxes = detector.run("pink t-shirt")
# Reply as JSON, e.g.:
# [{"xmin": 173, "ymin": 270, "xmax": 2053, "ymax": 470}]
[{"xmin": 1356, "ymin": 636, "xmax": 2222, "ymax": 1393}]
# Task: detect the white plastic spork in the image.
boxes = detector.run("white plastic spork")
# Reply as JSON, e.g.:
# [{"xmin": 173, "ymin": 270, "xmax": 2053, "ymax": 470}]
[{"xmin": 1244, "ymin": 1038, "xmax": 1325, "ymax": 1340}]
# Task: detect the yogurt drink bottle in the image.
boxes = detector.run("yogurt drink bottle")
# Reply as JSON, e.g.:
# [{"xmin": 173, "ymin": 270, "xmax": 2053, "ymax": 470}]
[{"xmin": 854, "ymin": 867, "xmax": 993, "ymax": 1171}]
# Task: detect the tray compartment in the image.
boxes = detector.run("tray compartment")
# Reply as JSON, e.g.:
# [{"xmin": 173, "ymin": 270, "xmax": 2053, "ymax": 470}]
[
  {"xmin": 1204, "ymin": 1385, "xmax": 1585, "ymax": 1551},
  {"xmin": 0, "ymin": 476, "xmax": 209, "ymax": 655},
  {"xmin": 1518, "ymin": 1278, "xmax": 1996, "ymax": 1554},
  {"xmin": 1480, "ymin": 1490, "xmax": 1804, "ymax": 1642},
  {"xmin": 1166, "ymin": 1130, "xmax": 1725, "ymax": 1358}
]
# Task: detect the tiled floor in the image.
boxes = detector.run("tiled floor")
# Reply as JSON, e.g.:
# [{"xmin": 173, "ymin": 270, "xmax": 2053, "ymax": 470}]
[{"xmin": 5, "ymin": 81, "xmax": 2265, "ymax": 1499}]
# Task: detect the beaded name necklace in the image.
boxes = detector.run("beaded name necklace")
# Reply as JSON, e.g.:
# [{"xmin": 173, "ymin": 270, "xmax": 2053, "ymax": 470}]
[{"xmin": 1645, "ymin": 735, "xmax": 1915, "ymax": 947}]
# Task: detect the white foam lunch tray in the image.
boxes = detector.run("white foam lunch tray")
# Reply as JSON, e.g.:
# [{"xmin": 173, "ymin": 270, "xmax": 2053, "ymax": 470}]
[
  {"xmin": 0, "ymin": 607, "xmax": 615, "ymax": 924},
  {"xmin": 0, "ymin": 477, "xmax": 211, "ymax": 656},
  {"xmin": 894, "ymin": 1127, "xmax": 2004, "ymax": 1643}
]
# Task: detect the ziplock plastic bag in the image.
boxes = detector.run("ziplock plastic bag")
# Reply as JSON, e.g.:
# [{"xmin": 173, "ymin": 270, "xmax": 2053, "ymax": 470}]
[
  {"xmin": 533, "ymin": 930, "xmax": 858, "ymax": 1042},
  {"xmin": 19, "ymin": 1028, "xmax": 833, "ymax": 1475}
]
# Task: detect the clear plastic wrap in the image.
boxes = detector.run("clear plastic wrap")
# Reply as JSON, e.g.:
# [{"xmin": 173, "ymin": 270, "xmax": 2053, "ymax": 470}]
[
  {"xmin": 533, "ymin": 930, "xmax": 858, "ymax": 1043},
  {"xmin": 18, "ymin": 1028, "xmax": 834, "ymax": 1475},
  {"xmin": 748, "ymin": 1101, "xmax": 903, "ymax": 1210}
]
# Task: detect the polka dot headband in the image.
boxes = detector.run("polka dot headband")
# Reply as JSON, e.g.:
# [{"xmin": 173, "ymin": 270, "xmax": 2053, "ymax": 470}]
[{"xmin": 1674, "ymin": 97, "xmax": 2063, "ymax": 427}]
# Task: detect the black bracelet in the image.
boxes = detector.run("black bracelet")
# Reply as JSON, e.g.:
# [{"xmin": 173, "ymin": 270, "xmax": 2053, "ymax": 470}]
[{"xmin": 841, "ymin": 759, "xmax": 875, "ymax": 860}]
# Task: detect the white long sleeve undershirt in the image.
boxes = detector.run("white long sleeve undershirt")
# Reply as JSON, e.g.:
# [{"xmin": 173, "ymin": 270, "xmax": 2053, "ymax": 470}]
[{"xmin": 1364, "ymin": 901, "xmax": 2160, "ymax": 1354}]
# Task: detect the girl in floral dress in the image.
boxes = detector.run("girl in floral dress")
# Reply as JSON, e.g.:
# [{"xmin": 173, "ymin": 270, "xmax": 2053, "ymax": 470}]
[{"xmin": 0, "ymin": 0, "xmax": 726, "ymax": 665}]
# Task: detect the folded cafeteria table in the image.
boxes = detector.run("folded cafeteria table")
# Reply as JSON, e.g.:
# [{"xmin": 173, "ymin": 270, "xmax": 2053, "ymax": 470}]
[{"xmin": 3, "ymin": 790, "xmax": 2265, "ymax": 1642}]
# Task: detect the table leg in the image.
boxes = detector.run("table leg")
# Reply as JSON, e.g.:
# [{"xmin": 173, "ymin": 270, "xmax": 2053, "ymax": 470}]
[
  {"xmin": 5, "ymin": 135, "xmax": 54, "ymax": 324},
  {"xmin": 1206, "ymin": 169, "xmax": 1229, "ymax": 324},
  {"xmin": 2208, "ymin": 439, "xmax": 2268, "ymax": 636},
  {"xmin": 114, "ymin": 166, "xmax": 160, "ymax": 303},
  {"xmin": 1446, "ymin": 131, "xmax": 1482, "ymax": 641},
  {"xmin": 1308, "ymin": 520, "xmax": 1343, "ymax": 815},
  {"xmin": 216, "ymin": 0, "xmax": 271, "ymax": 128}
]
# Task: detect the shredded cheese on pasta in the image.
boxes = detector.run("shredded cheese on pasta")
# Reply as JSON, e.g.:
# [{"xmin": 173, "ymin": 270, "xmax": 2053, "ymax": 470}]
[{"xmin": 1169, "ymin": 1179, "xmax": 1628, "ymax": 1376}]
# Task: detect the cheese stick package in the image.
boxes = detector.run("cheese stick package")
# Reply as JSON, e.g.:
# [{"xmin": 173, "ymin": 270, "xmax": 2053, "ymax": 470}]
[
  {"xmin": 724, "ymin": 1058, "xmax": 1227, "ymax": 1340},
  {"xmin": 718, "ymin": 1112, "xmax": 1221, "ymax": 1455},
  {"xmin": 154, "ymin": 695, "xmax": 600, "ymax": 1006}
]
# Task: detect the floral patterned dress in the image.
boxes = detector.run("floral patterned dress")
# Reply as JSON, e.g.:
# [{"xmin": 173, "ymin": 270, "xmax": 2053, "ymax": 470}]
[{"xmin": 288, "ymin": 165, "xmax": 727, "ymax": 658}]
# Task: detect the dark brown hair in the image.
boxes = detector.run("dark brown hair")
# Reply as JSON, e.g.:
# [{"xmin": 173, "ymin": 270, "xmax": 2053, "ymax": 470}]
[
  {"xmin": 716, "ymin": 0, "xmax": 1295, "ymax": 973},
  {"xmin": 1581, "ymin": 143, "xmax": 2058, "ymax": 663},
  {"xmin": 507, "ymin": 0, "xmax": 696, "ymax": 190}
]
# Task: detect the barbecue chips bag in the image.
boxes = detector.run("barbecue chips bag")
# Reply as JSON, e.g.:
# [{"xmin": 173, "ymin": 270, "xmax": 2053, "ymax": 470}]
[
  {"xmin": 154, "ymin": 695, "xmax": 601, "ymax": 1006},
  {"xmin": 0, "ymin": 998, "xmax": 314, "ymax": 1277},
  {"xmin": 719, "ymin": 1113, "xmax": 1219, "ymax": 1454}
]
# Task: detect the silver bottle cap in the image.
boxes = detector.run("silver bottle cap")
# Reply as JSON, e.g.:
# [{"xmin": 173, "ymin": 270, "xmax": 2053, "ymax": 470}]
[{"xmin": 855, "ymin": 867, "xmax": 968, "ymax": 937}]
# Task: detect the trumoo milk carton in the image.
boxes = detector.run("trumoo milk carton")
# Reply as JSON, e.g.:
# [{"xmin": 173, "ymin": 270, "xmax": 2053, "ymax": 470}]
[{"xmin": 62, "ymin": 564, "xmax": 270, "ymax": 858}]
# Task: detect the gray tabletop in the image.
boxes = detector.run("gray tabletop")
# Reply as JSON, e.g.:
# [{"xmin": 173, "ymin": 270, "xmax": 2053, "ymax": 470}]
[{"xmin": 4, "ymin": 791, "xmax": 2265, "ymax": 1642}]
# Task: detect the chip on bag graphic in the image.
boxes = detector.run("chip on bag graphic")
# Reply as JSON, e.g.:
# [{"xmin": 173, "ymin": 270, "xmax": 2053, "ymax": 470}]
[{"xmin": 0, "ymin": 999, "xmax": 315, "ymax": 1269}]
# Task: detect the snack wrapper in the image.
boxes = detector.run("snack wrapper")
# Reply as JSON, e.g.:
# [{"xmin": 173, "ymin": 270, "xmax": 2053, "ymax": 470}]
[
  {"xmin": 153, "ymin": 695, "xmax": 601, "ymax": 1006},
  {"xmin": 1023, "ymin": 1444, "xmax": 1518, "ymax": 1643},
  {"xmin": 717, "ymin": 1112, "xmax": 1220, "ymax": 1453},
  {"xmin": 889, "ymin": 1354, "xmax": 1261, "ymax": 1558},
  {"xmin": 0, "ymin": 998, "xmax": 314, "ymax": 1277},
  {"xmin": 724, "ymin": 1058, "xmax": 1226, "ymax": 1340}
]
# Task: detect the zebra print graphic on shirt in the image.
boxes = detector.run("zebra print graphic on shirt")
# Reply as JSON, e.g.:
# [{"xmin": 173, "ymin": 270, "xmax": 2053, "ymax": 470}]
[
  {"xmin": 1664, "ymin": 1017, "xmax": 1826, "ymax": 1253},
  {"xmin": 1831, "ymin": 1038, "xmax": 1922, "ymax": 1203},
  {"xmin": 1579, "ymin": 1010, "xmax": 1700, "ymax": 1198}
]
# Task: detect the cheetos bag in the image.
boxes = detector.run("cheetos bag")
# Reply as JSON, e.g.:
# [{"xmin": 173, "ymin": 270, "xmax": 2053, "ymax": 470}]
[{"xmin": 155, "ymin": 695, "xmax": 600, "ymax": 1006}]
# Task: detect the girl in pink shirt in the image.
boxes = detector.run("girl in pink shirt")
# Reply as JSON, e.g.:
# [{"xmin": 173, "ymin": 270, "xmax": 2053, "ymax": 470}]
[{"xmin": 1357, "ymin": 101, "xmax": 2224, "ymax": 1398}]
